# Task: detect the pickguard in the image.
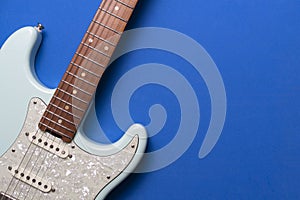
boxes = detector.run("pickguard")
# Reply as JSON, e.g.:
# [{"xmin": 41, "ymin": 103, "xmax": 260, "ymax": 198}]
[
  {"xmin": 0, "ymin": 23, "xmax": 147, "ymax": 200},
  {"xmin": 0, "ymin": 97, "xmax": 139, "ymax": 199}
]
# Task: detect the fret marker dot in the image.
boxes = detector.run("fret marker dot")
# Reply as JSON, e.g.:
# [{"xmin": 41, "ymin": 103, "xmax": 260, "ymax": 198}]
[
  {"xmin": 88, "ymin": 38, "xmax": 93, "ymax": 43},
  {"xmin": 81, "ymin": 72, "xmax": 86, "ymax": 77},
  {"xmin": 58, "ymin": 119, "xmax": 63, "ymax": 124},
  {"xmin": 104, "ymin": 46, "xmax": 109, "ymax": 51},
  {"xmin": 65, "ymin": 105, "xmax": 70, "ymax": 110},
  {"xmin": 73, "ymin": 90, "xmax": 78, "ymax": 95},
  {"xmin": 115, "ymin": 6, "xmax": 120, "ymax": 11}
]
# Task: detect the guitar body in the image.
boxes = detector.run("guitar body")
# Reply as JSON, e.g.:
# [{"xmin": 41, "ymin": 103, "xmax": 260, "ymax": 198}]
[{"xmin": 0, "ymin": 27, "xmax": 147, "ymax": 199}]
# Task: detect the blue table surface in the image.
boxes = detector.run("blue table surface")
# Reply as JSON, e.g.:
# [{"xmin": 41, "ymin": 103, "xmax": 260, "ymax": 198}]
[{"xmin": 1, "ymin": 0, "xmax": 300, "ymax": 199}]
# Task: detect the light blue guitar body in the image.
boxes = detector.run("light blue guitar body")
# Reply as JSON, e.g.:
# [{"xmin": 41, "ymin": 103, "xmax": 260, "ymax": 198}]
[{"xmin": 0, "ymin": 26, "xmax": 147, "ymax": 199}]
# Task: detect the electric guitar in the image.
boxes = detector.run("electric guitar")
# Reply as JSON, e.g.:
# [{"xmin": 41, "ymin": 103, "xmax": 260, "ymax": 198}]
[{"xmin": 0, "ymin": 0, "xmax": 147, "ymax": 199}]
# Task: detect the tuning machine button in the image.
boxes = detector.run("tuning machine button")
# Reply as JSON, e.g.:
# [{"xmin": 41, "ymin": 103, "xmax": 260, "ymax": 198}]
[{"xmin": 35, "ymin": 23, "xmax": 45, "ymax": 32}]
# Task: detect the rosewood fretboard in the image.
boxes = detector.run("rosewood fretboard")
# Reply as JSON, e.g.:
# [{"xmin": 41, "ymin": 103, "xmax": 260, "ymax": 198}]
[{"xmin": 39, "ymin": 0, "xmax": 139, "ymax": 143}]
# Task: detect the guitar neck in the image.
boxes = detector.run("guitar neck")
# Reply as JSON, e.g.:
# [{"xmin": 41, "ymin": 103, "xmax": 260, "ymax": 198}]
[{"xmin": 39, "ymin": 0, "xmax": 139, "ymax": 143}]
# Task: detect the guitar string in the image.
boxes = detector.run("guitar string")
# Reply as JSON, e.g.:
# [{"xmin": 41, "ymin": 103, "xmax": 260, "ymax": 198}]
[
  {"xmin": 2, "ymin": 126, "xmax": 45, "ymax": 199},
  {"xmin": 16, "ymin": 132, "xmax": 54, "ymax": 200},
  {"xmin": 40, "ymin": 0, "xmax": 116, "ymax": 147},
  {"xmin": 33, "ymin": 1, "xmax": 118, "ymax": 199},
  {"xmin": 1, "ymin": 103, "xmax": 54, "ymax": 198},
  {"xmin": 21, "ymin": 132, "xmax": 61, "ymax": 199},
  {"xmin": 1, "ymin": 0, "xmax": 100, "ymax": 197},
  {"xmin": 2, "ymin": 0, "xmax": 130, "ymax": 199},
  {"xmin": 23, "ymin": 0, "xmax": 117, "ymax": 198},
  {"xmin": 14, "ymin": 138, "xmax": 44, "ymax": 199},
  {"xmin": 65, "ymin": 0, "xmax": 121, "ymax": 122},
  {"xmin": 20, "ymin": 0, "xmax": 117, "ymax": 199},
  {"xmin": 40, "ymin": 0, "xmax": 120, "ymax": 148},
  {"xmin": 29, "ymin": 135, "xmax": 63, "ymax": 200},
  {"xmin": 5, "ymin": 110, "xmax": 65, "ymax": 199},
  {"xmin": 43, "ymin": 0, "xmax": 129, "ymax": 146}
]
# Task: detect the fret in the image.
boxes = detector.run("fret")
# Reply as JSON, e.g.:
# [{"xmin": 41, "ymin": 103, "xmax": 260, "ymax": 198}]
[
  {"xmin": 71, "ymin": 55, "xmax": 105, "ymax": 77},
  {"xmin": 94, "ymin": 9, "xmax": 127, "ymax": 33},
  {"xmin": 62, "ymin": 80, "xmax": 93, "ymax": 96},
  {"xmin": 58, "ymin": 83, "xmax": 92, "ymax": 105},
  {"xmin": 66, "ymin": 71, "xmax": 97, "ymax": 87},
  {"xmin": 81, "ymin": 36, "xmax": 115, "ymax": 57},
  {"xmin": 92, "ymin": 20, "xmax": 122, "ymax": 35},
  {"xmin": 75, "ymin": 52, "xmax": 105, "ymax": 68},
  {"xmin": 89, "ymin": 22, "xmax": 121, "ymax": 45},
  {"xmin": 67, "ymin": 64, "xmax": 100, "ymax": 84},
  {"xmin": 44, "ymin": 110, "xmax": 77, "ymax": 126},
  {"xmin": 53, "ymin": 96, "xmax": 85, "ymax": 113},
  {"xmin": 41, "ymin": 116, "xmax": 75, "ymax": 133},
  {"xmin": 60, "ymin": 72, "xmax": 97, "ymax": 95},
  {"xmin": 57, "ymin": 88, "xmax": 90, "ymax": 104},
  {"xmin": 116, "ymin": 0, "xmax": 135, "ymax": 9},
  {"xmin": 80, "ymin": 42, "xmax": 111, "ymax": 58},
  {"xmin": 58, "ymin": 82, "xmax": 93, "ymax": 103},
  {"xmin": 71, "ymin": 62, "xmax": 102, "ymax": 79},
  {"xmin": 55, "ymin": 89, "xmax": 89, "ymax": 110},
  {"xmin": 40, "ymin": 0, "xmax": 139, "ymax": 143},
  {"xmin": 101, "ymin": 1, "xmax": 134, "ymax": 22},
  {"xmin": 39, "ymin": 122, "xmax": 74, "ymax": 141},
  {"xmin": 46, "ymin": 103, "xmax": 80, "ymax": 122},
  {"xmin": 99, "ymin": 8, "xmax": 127, "ymax": 23},
  {"xmin": 77, "ymin": 44, "xmax": 111, "ymax": 66},
  {"xmin": 49, "ymin": 102, "xmax": 81, "ymax": 120},
  {"xmin": 117, "ymin": 0, "xmax": 138, "ymax": 8},
  {"xmin": 86, "ymin": 31, "xmax": 117, "ymax": 47}
]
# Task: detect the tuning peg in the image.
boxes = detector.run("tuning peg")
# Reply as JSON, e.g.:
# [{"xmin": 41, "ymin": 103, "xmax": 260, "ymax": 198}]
[{"xmin": 35, "ymin": 23, "xmax": 44, "ymax": 32}]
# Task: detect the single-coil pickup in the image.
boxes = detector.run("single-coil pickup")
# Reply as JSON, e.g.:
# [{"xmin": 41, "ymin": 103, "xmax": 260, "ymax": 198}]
[
  {"xmin": 8, "ymin": 166, "xmax": 52, "ymax": 193},
  {"xmin": 0, "ymin": 192, "xmax": 17, "ymax": 200},
  {"xmin": 26, "ymin": 131, "xmax": 69, "ymax": 158}
]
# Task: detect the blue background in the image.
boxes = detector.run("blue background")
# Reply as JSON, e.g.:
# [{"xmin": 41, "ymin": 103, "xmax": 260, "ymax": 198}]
[{"xmin": 1, "ymin": 0, "xmax": 300, "ymax": 199}]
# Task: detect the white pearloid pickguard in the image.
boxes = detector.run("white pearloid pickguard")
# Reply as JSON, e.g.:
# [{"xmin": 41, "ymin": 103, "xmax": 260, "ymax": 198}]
[
  {"xmin": 0, "ymin": 27, "xmax": 147, "ymax": 200},
  {"xmin": 0, "ymin": 97, "xmax": 139, "ymax": 199}
]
